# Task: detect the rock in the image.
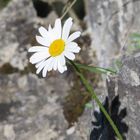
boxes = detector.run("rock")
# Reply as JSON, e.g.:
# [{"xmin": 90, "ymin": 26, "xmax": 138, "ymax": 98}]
[
  {"xmin": 106, "ymin": 52, "xmax": 140, "ymax": 140},
  {"xmin": 0, "ymin": 73, "xmax": 69, "ymax": 140},
  {"xmin": 85, "ymin": 0, "xmax": 140, "ymax": 68},
  {"xmin": 0, "ymin": 0, "xmax": 91, "ymax": 140},
  {"xmin": 85, "ymin": 1, "xmax": 140, "ymax": 138},
  {"xmin": 4, "ymin": 124, "xmax": 15, "ymax": 140},
  {"xmin": 0, "ymin": 42, "xmax": 18, "ymax": 67},
  {"xmin": 66, "ymin": 126, "xmax": 75, "ymax": 135},
  {"xmin": 0, "ymin": 0, "xmax": 36, "ymax": 70}
]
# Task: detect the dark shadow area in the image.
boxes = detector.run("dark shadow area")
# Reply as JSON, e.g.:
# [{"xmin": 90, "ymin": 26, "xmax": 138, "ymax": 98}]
[
  {"xmin": 56, "ymin": 0, "xmax": 86, "ymax": 20},
  {"xmin": 52, "ymin": 1, "xmax": 64, "ymax": 17},
  {"xmin": 72, "ymin": 0, "xmax": 85, "ymax": 20},
  {"xmin": 0, "ymin": 63, "xmax": 36, "ymax": 75},
  {"xmin": 0, "ymin": 63, "xmax": 19, "ymax": 74},
  {"xmin": 90, "ymin": 96, "xmax": 128, "ymax": 140},
  {"xmin": 32, "ymin": 0, "xmax": 52, "ymax": 18},
  {"xmin": 0, "ymin": 101, "xmax": 21, "ymax": 121},
  {"xmin": 32, "ymin": 0, "xmax": 85, "ymax": 19}
]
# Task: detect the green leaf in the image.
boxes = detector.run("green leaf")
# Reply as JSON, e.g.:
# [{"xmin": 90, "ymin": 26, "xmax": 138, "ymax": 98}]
[
  {"xmin": 129, "ymin": 33, "xmax": 140, "ymax": 51},
  {"xmin": 135, "ymin": 44, "xmax": 140, "ymax": 49},
  {"xmin": 115, "ymin": 59, "xmax": 122, "ymax": 69},
  {"xmin": 130, "ymin": 33, "xmax": 140, "ymax": 41},
  {"xmin": 85, "ymin": 103, "xmax": 93, "ymax": 109},
  {"xmin": 0, "ymin": 0, "xmax": 11, "ymax": 9},
  {"xmin": 73, "ymin": 62, "xmax": 116, "ymax": 74}
]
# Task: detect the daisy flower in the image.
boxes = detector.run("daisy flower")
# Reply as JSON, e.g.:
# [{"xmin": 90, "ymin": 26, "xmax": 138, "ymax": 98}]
[{"xmin": 28, "ymin": 17, "xmax": 81, "ymax": 77}]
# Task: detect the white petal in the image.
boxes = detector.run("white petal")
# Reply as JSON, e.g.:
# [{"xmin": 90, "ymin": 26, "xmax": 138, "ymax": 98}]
[
  {"xmin": 58, "ymin": 61, "xmax": 65, "ymax": 73},
  {"xmin": 38, "ymin": 26, "xmax": 48, "ymax": 37},
  {"xmin": 36, "ymin": 59, "xmax": 48, "ymax": 74},
  {"xmin": 53, "ymin": 58, "xmax": 58, "ymax": 71},
  {"xmin": 35, "ymin": 60, "xmax": 45, "ymax": 68},
  {"xmin": 64, "ymin": 66, "xmax": 67, "ymax": 71},
  {"xmin": 62, "ymin": 17, "xmax": 73, "ymax": 41},
  {"xmin": 29, "ymin": 51, "xmax": 50, "ymax": 64},
  {"xmin": 36, "ymin": 57, "xmax": 51, "ymax": 74},
  {"xmin": 64, "ymin": 51, "xmax": 75, "ymax": 60},
  {"xmin": 28, "ymin": 46, "xmax": 48, "ymax": 52},
  {"xmin": 54, "ymin": 18, "xmax": 62, "ymax": 39},
  {"xmin": 47, "ymin": 24, "xmax": 55, "ymax": 42},
  {"xmin": 38, "ymin": 26, "xmax": 52, "ymax": 42},
  {"xmin": 48, "ymin": 24, "xmax": 52, "ymax": 32},
  {"xmin": 47, "ymin": 57, "xmax": 55, "ymax": 71},
  {"xmin": 58, "ymin": 54, "xmax": 65, "ymax": 66},
  {"xmin": 42, "ymin": 65, "xmax": 48, "ymax": 77},
  {"xmin": 36, "ymin": 36, "xmax": 50, "ymax": 46},
  {"xmin": 65, "ymin": 42, "xmax": 81, "ymax": 53},
  {"xmin": 67, "ymin": 31, "xmax": 81, "ymax": 43}
]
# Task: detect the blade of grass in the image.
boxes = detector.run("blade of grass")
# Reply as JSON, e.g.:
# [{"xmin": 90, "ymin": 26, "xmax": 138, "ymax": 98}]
[
  {"xmin": 68, "ymin": 61, "xmax": 116, "ymax": 74},
  {"xmin": 61, "ymin": 0, "xmax": 77, "ymax": 19}
]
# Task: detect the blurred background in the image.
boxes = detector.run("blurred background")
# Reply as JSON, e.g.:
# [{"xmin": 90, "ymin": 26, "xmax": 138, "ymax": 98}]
[{"xmin": 0, "ymin": 0, "xmax": 140, "ymax": 140}]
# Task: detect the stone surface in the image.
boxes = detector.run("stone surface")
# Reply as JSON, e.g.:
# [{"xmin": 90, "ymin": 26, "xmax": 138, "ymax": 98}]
[
  {"xmin": 0, "ymin": 0, "xmax": 36, "ymax": 70},
  {"xmin": 85, "ymin": 0, "xmax": 140, "ymax": 68},
  {"xmin": 0, "ymin": 0, "xmax": 91, "ymax": 140},
  {"xmin": 4, "ymin": 124, "xmax": 15, "ymax": 140},
  {"xmin": 2, "ymin": 0, "xmax": 140, "ymax": 139},
  {"xmin": 106, "ymin": 52, "xmax": 140, "ymax": 140},
  {"xmin": 86, "ymin": 0, "xmax": 140, "ymax": 139}
]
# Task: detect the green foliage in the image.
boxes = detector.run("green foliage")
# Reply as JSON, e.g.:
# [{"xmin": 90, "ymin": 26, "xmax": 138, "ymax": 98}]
[
  {"xmin": 128, "ymin": 33, "xmax": 140, "ymax": 51},
  {"xmin": 111, "ymin": 32, "xmax": 140, "ymax": 73},
  {"xmin": 74, "ymin": 62, "xmax": 116, "ymax": 75},
  {"xmin": 130, "ymin": 33, "xmax": 140, "ymax": 41},
  {"xmin": 113, "ymin": 59, "xmax": 123, "ymax": 72},
  {"xmin": 0, "ymin": 0, "xmax": 11, "ymax": 9},
  {"xmin": 85, "ymin": 103, "xmax": 93, "ymax": 109}
]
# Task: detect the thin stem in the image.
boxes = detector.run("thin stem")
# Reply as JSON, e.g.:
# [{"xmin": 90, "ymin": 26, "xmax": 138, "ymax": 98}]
[
  {"xmin": 61, "ymin": 0, "xmax": 77, "ymax": 19},
  {"xmin": 69, "ymin": 60, "xmax": 123, "ymax": 140}
]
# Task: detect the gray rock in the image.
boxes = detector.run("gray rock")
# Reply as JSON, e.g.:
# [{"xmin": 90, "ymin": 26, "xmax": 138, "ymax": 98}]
[
  {"xmin": 4, "ymin": 124, "xmax": 15, "ymax": 140},
  {"xmin": 0, "ymin": 73, "xmax": 69, "ymax": 140},
  {"xmin": 106, "ymin": 52, "xmax": 140, "ymax": 140},
  {"xmin": 0, "ymin": 0, "xmax": 91, "ymax": 140},
  {"xmin": 0, "ymin": 0, "xmax": 36, "ymax": 70},
  {"xmin": 86, "ymin": 1, "xmax": 140, "ymax": 139},
  {"xmin": 85, "ymin": 0, "xmax": 140, "ymax": 68}
]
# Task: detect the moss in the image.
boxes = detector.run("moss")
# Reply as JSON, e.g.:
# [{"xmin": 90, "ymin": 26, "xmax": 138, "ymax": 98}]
[
  {"xmin": 0, "ymin": 63, "xmax": 36, "ymax": 75},
  {"xmin": 0, "ymin": 63, "xmax": 18, "ymax": 74},
  {"xmin": 63, "ymin": 67, "xmax": 100, "ymax": 126},
  {"xmin": 62, "ymin": 34, "xmax": 98, "ymax": 126},
  {"xmin": 20, "ymin": 63, "xmax": 36, "ymax": 75},
  {"xmin": 0, "ymin": 0, "xmax": 11, "ymax": 9}
]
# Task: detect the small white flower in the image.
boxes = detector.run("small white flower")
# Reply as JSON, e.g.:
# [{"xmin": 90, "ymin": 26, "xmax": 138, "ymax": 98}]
[{"xmin": 28, "ymin": 17, "xmax": 81, "ymax": 77}]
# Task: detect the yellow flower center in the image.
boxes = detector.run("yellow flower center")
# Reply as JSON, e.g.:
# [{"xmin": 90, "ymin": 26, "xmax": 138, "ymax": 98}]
[{"xmin": 49, "ymin": 39, "xmax": 65, "ymax": 57}]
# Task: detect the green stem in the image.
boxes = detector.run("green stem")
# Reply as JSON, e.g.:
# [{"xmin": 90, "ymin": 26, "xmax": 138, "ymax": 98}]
[
  {"xmin": 61, "ymin": 0, "xmax": 77, "ymax": 19},
  {"xmin": 69, "ymin": 60, "xmax": 123, "ymax": 140}
]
